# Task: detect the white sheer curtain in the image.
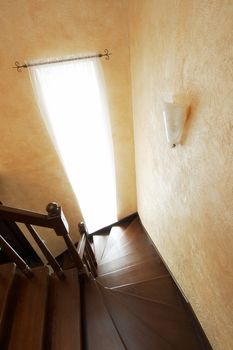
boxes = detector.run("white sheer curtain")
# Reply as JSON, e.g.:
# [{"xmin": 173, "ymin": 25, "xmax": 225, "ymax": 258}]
[{"xmin": 29, "ymin": 57, "xmax": 117, "ymax": 233}]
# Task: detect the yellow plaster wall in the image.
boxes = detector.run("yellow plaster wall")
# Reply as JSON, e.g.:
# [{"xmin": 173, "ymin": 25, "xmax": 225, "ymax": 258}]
[
  {"xmin": 128, "ymin": 1, "xmax": 233, "ymax": 349},
  {"xmin": 0, "ymin": 0, "xmax": 136, "ymax": 258}
]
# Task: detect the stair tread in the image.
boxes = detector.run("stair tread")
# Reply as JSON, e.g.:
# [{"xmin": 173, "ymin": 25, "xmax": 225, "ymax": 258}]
[
  {"xmin": 100, "ymin": 235, "xmax": 155, "ymax": 265},
  {"xmin": 99, "ymin": 284, "xmax": 173, "ymax": 350},
  {"xmin": 0, "ymin": 263, "xmax": 16, "ymax": 344},
  {"xmin": 93, "ymin": 235, "xmax": 109, "ymax": 263},
  {"xmin": 111, "ymin": 275, "xmax": 184, "ymax": 307},
  {"xmin": 101, "ymin": 285, "xmax": 202, "ymax": 350},
  {"xmin": 102, "ymin": 218, "xmax": 151, "ymax": 261},
  {"xmin": 97, "ymin": 255, "xmax": 167, "ymax": 288},
  {"xmin": 107, "ymin": 217, "xmax": 143, "ymax": 248},
  {"xmin": 84, "ymin": 278, "xmax": 125, "ymax": 350},
  {"xmin": 98, "ymin": 249, "xmax": 157, "ymax": 275},
  {"xmin": 101, "ymin": 225, "xmax": 129, "ymax": 260},
  {"xmin": 47, "ymin": 268, "xmax": 81, "ymax": 350},
  {"xmin": 8, "ymin": 266, "xmax": 49, "ymax": 350}
]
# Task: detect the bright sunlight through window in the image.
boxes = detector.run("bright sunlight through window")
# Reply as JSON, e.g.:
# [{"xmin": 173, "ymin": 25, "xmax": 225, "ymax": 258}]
[{"xmin": 30, "ymin": 57, "xmax": 117, "ymax": 233}]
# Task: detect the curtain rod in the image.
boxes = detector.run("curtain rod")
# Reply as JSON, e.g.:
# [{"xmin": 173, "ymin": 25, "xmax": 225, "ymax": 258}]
[{"xmin": 13, "ymin": 49, "xmax": 112, "ymax": 72}]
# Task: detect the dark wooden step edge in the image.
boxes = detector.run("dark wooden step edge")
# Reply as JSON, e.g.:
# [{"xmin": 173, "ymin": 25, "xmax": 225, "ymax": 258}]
[{"xmin": 140, "ymin": 218, "xmax": 213, "ymax": 350}]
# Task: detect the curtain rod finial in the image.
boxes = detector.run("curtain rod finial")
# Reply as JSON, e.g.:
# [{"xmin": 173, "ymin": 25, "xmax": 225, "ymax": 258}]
[
  {"xmin": 103, "ymin": 49, "xmax": 112, "ymax": 60},
  {"xmin": 12, "ymin": 61, "xmax": 24, "ymax": 72}
]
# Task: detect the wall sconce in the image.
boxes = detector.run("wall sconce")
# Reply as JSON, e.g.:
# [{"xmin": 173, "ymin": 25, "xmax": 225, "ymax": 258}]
[{"xmin": 162, "ymin": 100, "xmax": 188, "ymax": 148}]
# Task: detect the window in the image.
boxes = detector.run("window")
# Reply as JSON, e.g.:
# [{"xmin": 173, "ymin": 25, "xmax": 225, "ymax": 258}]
[{"xmin": 30, "ymin": 57, "xmax": 117, "ymax": 233}]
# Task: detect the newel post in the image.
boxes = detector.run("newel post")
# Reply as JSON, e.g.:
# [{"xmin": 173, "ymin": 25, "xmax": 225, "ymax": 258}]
[{"xmin": 46, "ymin": 202, "xmax": 85, "ymax": 274}]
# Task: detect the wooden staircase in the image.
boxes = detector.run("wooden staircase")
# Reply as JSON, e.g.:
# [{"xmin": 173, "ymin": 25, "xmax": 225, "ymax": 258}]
[
  {"xmin": 84, "ymin": 217, "xmax": 211, "ymax": 350},
  {"xmin": 0, "ymin": 264, "xmax": 81, "ymax": 350},
  {"xmin": 0, "ymin": 203, "xmax": 212, "ymax": 349}
]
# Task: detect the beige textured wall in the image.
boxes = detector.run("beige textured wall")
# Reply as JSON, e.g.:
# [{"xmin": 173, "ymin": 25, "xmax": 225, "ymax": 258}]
[
  {"xmin": 0, "ymin": 0, "xmax": 136, "ymax": 258},
  {"xmin": 128, "ymin": 1, "xmax": 233, "ymax": 349}
]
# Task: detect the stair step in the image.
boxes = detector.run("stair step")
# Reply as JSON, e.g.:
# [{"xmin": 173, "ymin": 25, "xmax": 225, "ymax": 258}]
[
  {"xmin": 93, "ymin": 235, "xmax": 109, "ymax": 263},
  {"xmin": 101, "ymin": 225, "xmax": 129, "ymax": 260},
  {"xmin": 46, "ymin": 268, "xmax": 81, "ymax": 350},
  {"xmin": 7, "ymin": 266, "xmax": 49, "ymax": 350},
  {"xmin": 98, "ymin": 250, "xmax": 156, "ymax": 275},
  {"xmin": 118, "ymin": 217, "xmax": 144, "ymax": 243},
  {"xmin": 0, "ymin": 263, "xmax": 16, "ymax": 346},
  {"xmin": 103, "ymin": 218, "xmax": 146, "ymax": 259},
  {"xmin": 97, "ymin": 255, "xmax": 167, "ymax": 288},
  {"xmin": 103, "ymin": 218, "xmax": 150, "ymax": 260},
  {"xmin": 111, "ymin": 275, "xmax": 184, "ymax": 308},
  {"xmin": 99, "ymin": 284, "xmax": 173, "ymax": 350},
  {"xmin": 83, "ymin": 278, "xmax": 125, "ymax": 350},
  {"xmin": 101, "ymin": 235, "xmax": 154, "ymax": 264},
  {"xmin": 101, "ymin": 286, "xmax": 202, "ymax": 350}
]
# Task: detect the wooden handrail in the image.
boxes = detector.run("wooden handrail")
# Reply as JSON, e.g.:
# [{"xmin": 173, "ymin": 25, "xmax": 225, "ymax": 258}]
[
  {"xmin": 0, "ymin": 203, "xmax": 69, "ymax": 236},
  {"xmin": 0, "ymin": 205, "xmax": 49, "ymax": 226},
  {"xmin": 0, "ymin": 235, "xmax": 33, "ymax": 278},
  {"xmin": 25, "ymin": 224, "xmax": 65, "ymax": 279},
  {"xmin": 0, "ymin": 202, "xmax": 88, "ymax": 276}
]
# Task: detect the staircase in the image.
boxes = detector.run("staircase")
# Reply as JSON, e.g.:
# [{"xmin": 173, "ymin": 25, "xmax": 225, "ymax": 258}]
[
  {"xmin": 85, "ymin": 217, "xmax": 211, "ymax": 350},
  {"xmin": 0, "ymin": 204, "xmax": 212, "ymax": 349}
]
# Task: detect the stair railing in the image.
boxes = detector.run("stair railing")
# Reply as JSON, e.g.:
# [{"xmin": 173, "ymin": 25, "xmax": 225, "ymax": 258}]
[
  {"xmin": 0, "ymin": 202, "xmax": 94, "ymax": 278},
  {"xmin": 78, "ymin": 221, "xmax": 97, "ymax": 276}
]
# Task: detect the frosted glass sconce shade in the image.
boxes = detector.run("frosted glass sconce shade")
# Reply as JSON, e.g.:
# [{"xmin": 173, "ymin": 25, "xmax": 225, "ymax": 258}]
[{"xmin": 163, "ymin": 102, "xmax": 188, "ymax": 147}]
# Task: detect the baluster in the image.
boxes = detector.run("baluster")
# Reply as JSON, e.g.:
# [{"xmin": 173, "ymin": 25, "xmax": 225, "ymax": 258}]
[
  {"xmin": 77, "ymin": 234, "xmax": 86, "ymax": 259},
  {"xmin": 78, "ymin": 222, "xmax": 97, "ymax": 267},
  {"xmin": 84, "ymin": 250, "xmax": 97, "ymax": 277},
  {"xmin": 0, "ymin": 235, "xmax": 33, "ymax": 278},
  {"xmin": 63, "ymin": 234, "xmax": 85, "ymax": 272},
  {"xmin": 25, "ymin": 224, "xmax": 65, "ymax": 279},
  {"xmin": 77, "ymin": 234, "xmax": 97, "ymax": 277}
]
